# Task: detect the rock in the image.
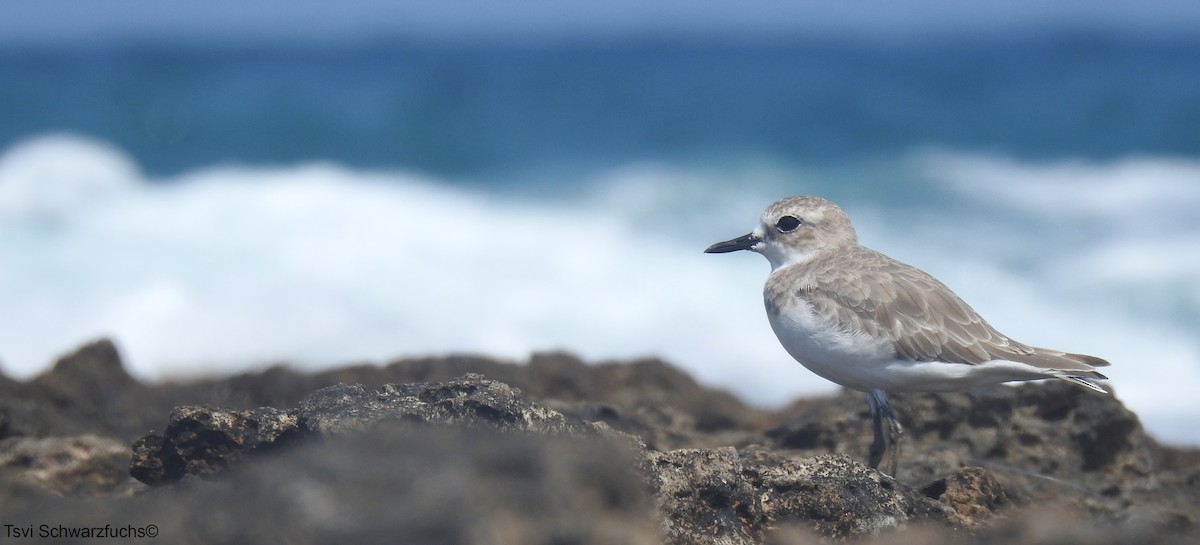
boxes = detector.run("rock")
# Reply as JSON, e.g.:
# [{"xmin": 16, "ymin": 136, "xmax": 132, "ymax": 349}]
[
  {"xmin": 918, "ymin": 467, "xmax": 1009, "ymax": 527},
  {"xmin": 1, "ymin": 338, "xmax": 1198, "ymax": 544},
  {"xmin": 0, "ymin": 434, "xmax": 131, "ymax": 497},
  {"xmin": 297, "ymin": 376, "xmax": 574, "ymax": 436},
  {"xmin": 124, "ymin": 371, "xmax": 1010, "ymax": 542},
  {"xmin": 650, "ymin": 447, "xmax": 766, "ymax": 543},
  {"xmin": 651, "ymin": 448, "xmax": 957, "ymax": 543},
  {"xmin": 0, "ymin": 340, "xmax": 765, "ymax": 449},
  {"xmin": 0, "ymin": 408, "xmax": 9, "ymax": 440},
  {"xmin": 211, "ymin": 352, "xmax": 768, "ymax": 451},
  {"xmin": 10, "ymin": 426, "xmax": 662, "ymax": 545},
  {"xmin": 129, "ymin": 374, "xmax": 576, "ymax": 485},
  {"xmin": 762, "ymin": 382, "xmax": 1185, "ymax": 523},
  {"xmin": 743, "ymin": 452, "xmax": 955, "ymax": 536},
  {"xmin": 130, "ymin": 406, "xmax": 300, "ymax": 486},
  {"xmin": 271, "ymin": 352, "xmax": 768, "ymax": 451},
  {"xmin": 2, "ymin": 340, "xmax": 146, "ymax": 439}
]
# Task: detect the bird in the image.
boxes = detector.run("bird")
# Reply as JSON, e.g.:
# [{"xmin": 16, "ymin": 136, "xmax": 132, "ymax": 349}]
[{"xmin": 704, "ymin": 195, "xmax": 1110, "ymax": 475}]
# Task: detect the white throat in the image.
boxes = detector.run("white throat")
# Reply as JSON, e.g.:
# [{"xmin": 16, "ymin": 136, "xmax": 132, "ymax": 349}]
[{"xmin": 756, "ymin": 234, "xmax": 820, "ymax": 270}]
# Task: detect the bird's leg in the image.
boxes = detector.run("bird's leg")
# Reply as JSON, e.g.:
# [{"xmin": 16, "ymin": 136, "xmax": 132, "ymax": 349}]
[
  {"xmin": 885, "ymin": 405, "xmax": 903, "ymax": 478},
  {"xmin": 866, "ymin": 389, "xmax": 888, "ymax": 470},
  {"xmin": 867, "ymin": 393, "xmax": 886, "ymax": 470},
  {"xmin": 866, "ymin": 389, "xmax": 903, "ymax": 477}
]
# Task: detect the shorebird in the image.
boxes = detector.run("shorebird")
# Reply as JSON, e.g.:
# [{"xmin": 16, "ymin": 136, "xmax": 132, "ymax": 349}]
[{"xmin": 705, "ymin": 196, "xmax": 1109, "ymax": 475}]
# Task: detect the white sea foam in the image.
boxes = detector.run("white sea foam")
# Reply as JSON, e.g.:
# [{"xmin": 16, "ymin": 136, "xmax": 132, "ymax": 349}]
[
  {"xmin": 1, "ymin": 134, "xmax": 1198, "ymax": 445},
  {"xmin": 0, "ymin": 134, "xmax": 794, "ymax": 400},
  {"xmin": 0, "ymin": 134, "xmax": 140, "ymax": 220}
]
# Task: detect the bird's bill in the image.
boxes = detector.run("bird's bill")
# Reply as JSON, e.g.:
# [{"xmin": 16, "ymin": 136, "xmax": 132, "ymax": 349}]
[{"xmin": 704, "ymin": 233, "xmax": 760, "ymax": 253}]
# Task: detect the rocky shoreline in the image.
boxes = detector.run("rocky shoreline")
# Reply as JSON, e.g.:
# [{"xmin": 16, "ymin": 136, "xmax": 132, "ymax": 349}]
[{"xmin": 2, "ymin": 339, "xmax": 1197, "ymax": 543}]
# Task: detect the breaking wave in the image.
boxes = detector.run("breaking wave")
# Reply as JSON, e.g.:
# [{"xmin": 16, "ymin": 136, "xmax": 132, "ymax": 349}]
[{"xmin": 1, "ymin": 134, "xmax": 1198, "ymax": 445}]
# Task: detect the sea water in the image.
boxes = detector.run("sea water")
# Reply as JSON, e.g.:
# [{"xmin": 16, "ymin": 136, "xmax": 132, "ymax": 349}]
[{"xmin": 1, "ymin": 34, "xmax": 1198, "ymax": 444}]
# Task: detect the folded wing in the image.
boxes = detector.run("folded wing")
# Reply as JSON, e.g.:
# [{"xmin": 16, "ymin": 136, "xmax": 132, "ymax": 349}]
[{"xmin": 801, "ymin": 247, "xmax": 1109, "ymax": 386}]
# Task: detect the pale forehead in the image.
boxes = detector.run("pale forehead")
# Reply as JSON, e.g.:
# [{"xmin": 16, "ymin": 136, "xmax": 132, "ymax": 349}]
[{"xmin": 760, "ymin": 195, "xmax": 839, "ymax": 223}]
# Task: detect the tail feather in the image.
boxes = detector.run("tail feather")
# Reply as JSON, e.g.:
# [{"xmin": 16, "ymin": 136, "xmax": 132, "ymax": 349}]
[
  {"xmin": 1056, "ymin": 375, "xmax": 1109, "ymax": 394},
  {"xmin": 1007, "ymin": 347, "xmax": 1111, "ymax": 394},
  {"xmin": 1005, "ymin": 347, "xmax": 1111, "ymax": 373},
  {"xmin": 1066, "ymin": 352, "xmax": 1111, "ymax": 368}
]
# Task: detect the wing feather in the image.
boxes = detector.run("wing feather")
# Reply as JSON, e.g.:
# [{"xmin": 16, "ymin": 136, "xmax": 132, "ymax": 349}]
[{"xmin": 797, "ymin": 246, "xmax": 1108, "ymax": 374}]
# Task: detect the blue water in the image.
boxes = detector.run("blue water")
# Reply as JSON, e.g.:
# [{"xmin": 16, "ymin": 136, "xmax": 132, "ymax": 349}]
[
  {"xmin": 2, "ymin": 33, "xmax": 1199, "ymax": 444},
  {"xmin": 3, "ymin": 34, "xmax": 1197, "ymax": 178}
]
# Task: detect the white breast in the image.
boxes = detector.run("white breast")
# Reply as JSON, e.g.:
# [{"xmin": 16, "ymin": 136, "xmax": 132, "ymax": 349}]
[{"xmin": 765, "ymin": 295, "xmax": 897, "ymax": 392}]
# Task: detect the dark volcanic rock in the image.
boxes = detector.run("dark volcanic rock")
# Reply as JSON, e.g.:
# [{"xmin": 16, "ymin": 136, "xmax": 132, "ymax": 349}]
[
  {"xmin": 0, "ymin": 435, "xmax": 131, "ymax": 497},
  {"xmin": 651, "ymin": 448, "xmax": 956, "ymax": 543},
  {"xmin": 11, "ymin": 426, "xmax": 662, "ymax": 545},
  {"xmin": 3, "ymin": 338, "xmax": 1199, "ymax": 545},
  {"xmin": 762, "ymin": 381, "xmax": 1197, "ymax": 529},
  {"xmin": 130, "ymin": 374, "xmax": 576, "ymax": 485},
  {"xmin": 297, "ymin": 376, "xmax": 573, "ymax": 436},
  {"xmin": 214, "ymin": 352, "xmax": 768, "ymax": 451},
  {"xmin": 918, "ymin": 467, "xmax": 1010, "ymax": 527},
  {"xmin": 1, "ymin": 340, "xmax": 764, "ymax": 449},
  {"xmin": 2, "ymin": 340, "xmax": 147, "ymax": 440},
  {"xmin": 130, "ymin": 406, "xmax": 300, "ymax": 486},
  {"xmin": 124, "ymin": 372, "xmax": 1001, "ymax": 543}
]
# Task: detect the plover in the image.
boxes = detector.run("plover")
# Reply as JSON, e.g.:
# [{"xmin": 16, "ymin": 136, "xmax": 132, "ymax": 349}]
[{"xmin": 705, "ymin": 195, "xmax": 1109, "ymax": 475}]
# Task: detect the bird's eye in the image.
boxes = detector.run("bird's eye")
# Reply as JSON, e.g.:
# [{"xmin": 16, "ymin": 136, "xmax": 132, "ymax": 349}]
[{"xmin": 775, "ymin": 215, "xmax": 802, "ymax": 233}]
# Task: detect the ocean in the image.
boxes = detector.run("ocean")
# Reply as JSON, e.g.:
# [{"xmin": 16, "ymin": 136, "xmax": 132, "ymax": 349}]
[{"xmin": 2, "ymin": 33, "xmax": 1198, "ymax": 444}]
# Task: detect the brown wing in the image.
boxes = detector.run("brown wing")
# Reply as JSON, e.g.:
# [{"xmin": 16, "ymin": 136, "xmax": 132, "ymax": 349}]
[{"xmin": 798, "ymin": 246, "xmax": 1109, "ymax": 372}]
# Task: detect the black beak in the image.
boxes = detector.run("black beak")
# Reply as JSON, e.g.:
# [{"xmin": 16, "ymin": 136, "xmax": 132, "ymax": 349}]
[{"xmin": 704, "ymin": 233, "xmax": 760, "ymax": 254}]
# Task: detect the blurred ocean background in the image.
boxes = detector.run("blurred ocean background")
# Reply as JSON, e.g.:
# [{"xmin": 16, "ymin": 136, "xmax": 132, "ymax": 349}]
[{"xmin": 2, "ymin": 2, "xmax": 1199, "ymax": 444}]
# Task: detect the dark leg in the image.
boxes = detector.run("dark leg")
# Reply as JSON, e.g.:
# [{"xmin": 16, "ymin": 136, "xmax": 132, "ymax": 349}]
[
  {"xmin": 866, "ymin": 389, "xmax": 903, "ymax": 476},
  {"xmin": 886, "ymin": 406, "xmax": 904, "ymax": 477},
  {"xmin": 867, "ymin": 391, "xmax": 887, "ymax": 470}
]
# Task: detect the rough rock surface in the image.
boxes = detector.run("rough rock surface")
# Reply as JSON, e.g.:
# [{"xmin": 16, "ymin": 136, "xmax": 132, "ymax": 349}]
[
  {"xmin": 298, "ymin": 377, "xmax": 575, "ymax": 436},
  {"xmin": 0, "ymin": 435, "xmax": 131, "ymax": 497},
  {"xmin": 763, "ymin": 381, "xmax": 1196, "ymax": 529},
  {"xmin": 129, "ymin": 375, "xmax": 576, "ymax": 485},
  {"xmin": 2, "ymin": 338, "xmax": 1198, "ymax": 544},
  {"xmin": 651, "ymin": 448, "xmax": 957, "ymax": 542},
  {"xmin": 13, "ymin": 427, "xmax": 661, "ymax": 545},
  {"xmin": 129, "ymin": 406, "xmax": 299, "ymax": 485}
]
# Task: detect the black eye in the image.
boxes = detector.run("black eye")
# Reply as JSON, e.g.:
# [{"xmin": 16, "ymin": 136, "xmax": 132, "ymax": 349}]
[{"xmin": 775, "ymin": 215, "xmax": 802, "ymax": 233}]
